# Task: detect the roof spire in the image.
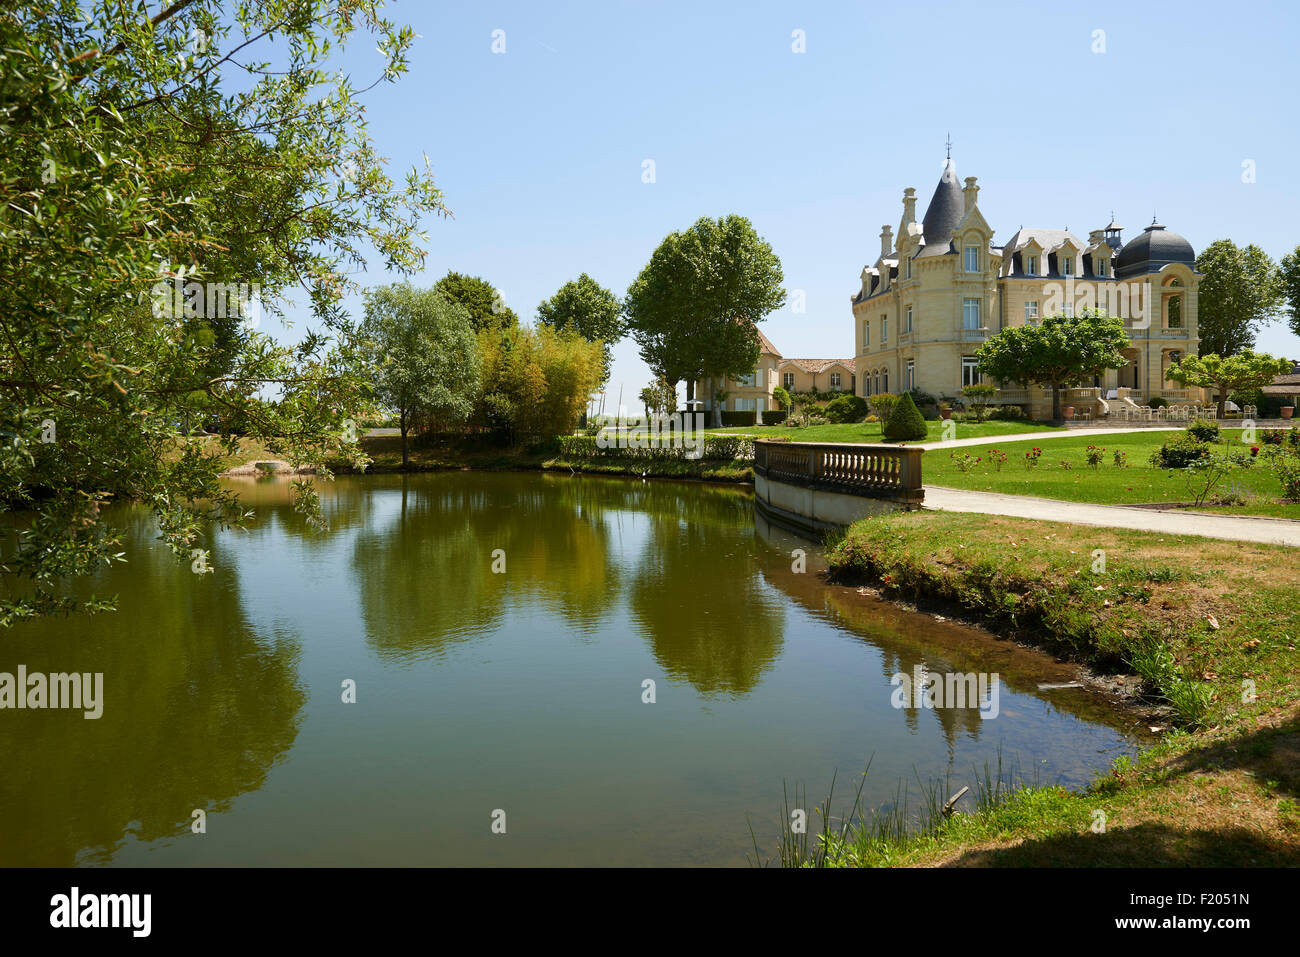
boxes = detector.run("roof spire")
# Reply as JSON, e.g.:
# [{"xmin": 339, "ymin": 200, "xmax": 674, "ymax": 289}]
[{"xmin": 945, "ymin": 132, "xmax": 952, "ymax": 160}]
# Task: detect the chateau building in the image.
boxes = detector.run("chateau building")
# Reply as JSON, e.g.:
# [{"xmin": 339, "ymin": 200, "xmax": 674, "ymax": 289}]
[
  {"xmin": 851, "ymin": 155, "xmax": 1203, "ymax": 418},
  {"xmin": 693, "ymin": 329, "xmax": 855, "ymax": 423}
]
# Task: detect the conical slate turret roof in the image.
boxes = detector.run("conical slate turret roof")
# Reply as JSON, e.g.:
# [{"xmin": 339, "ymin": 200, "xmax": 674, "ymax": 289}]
[{"xmin": 918, "ymin": 158, "xmax": 965, "ymax": 257}]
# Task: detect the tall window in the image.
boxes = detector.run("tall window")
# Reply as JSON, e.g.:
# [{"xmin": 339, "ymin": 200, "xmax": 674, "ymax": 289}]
[
  {"xmin": 862, "ymin": 320, "xmax": 869, "ymax": 348},
  {"xmin": 882, "ymin": 370, "xmax": 888, "ymax": 392},
  {"xmin": 963, "ymin": 298, "xmax": 981, "ymax": 330},
  {"xmin": 1024, "ymin": 300, "xmax": 1039, "ymax": 321},
  {"xmin": 830, "ymin": 372, "xmax": 842, "ymax": 390},
  {"xmin": 736, "ymin": 371, "xmax": 755, "ymax": 387},
  {"xmin": 1095, "ymin": 258, "xmax": 1108, "ymax": 277},
  {"xmin": 905, "ymin": 257, "xmax": 912, "ymax": 279},
  {"xmin": 873, "ymin": 372, "xmax": 881, "ymax": 394},
  {"xmin": 1026, "ymin": 255, "xmax": 1038, "ymax": 276},
  {"xmin": 961, "ymin": 356, "xmax": 981, "ymax": 387},
  {"xmin": 783, "ymin": 371, "xmax": 794, "ymax": 388},
  {"xmin": 905, "ymin": 306, "xmax": 913, "ymax": 332},
  {"xmin": 881, "ymin": 316, "xmax": 888, "ymax": 342},
  {"xmin": 1061, "ymin": 255, "xmax": 1074, "ymax": 276},
  {"xmin": 1168, "ymin": 295, "xmax": 1183, "ymax": 328},
  {"xmin": 964, "ymin": 245, "xmax": 980, "ymax": 272},
  {"xmin": 905, "ymin": 359, "xmax": 915, "ymax": 391}
]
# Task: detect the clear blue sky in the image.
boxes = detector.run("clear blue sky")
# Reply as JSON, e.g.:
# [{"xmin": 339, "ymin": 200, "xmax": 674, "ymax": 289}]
[{"xmin": 296, "ymin": 0, "xmax": 1300, "ymax": 411}]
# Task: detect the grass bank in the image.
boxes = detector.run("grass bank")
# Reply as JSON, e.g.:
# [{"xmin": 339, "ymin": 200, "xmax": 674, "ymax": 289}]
[{"xmin": 790, "ymin": 510, "xmax": 1300, "ymax": 866}]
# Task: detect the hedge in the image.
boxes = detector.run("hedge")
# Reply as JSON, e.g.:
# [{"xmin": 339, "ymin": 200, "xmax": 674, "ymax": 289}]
[
  {"xmin": 761, "ymin": 409, "xmax": 788, "ymax": 425},
  {"xmin": 825, "ymin": 394, "xmax": 868, "ymax": 423},
  {"xmin": 556, "ymin": 434, "xmax": 755, "ymax": 462},
  {"xmin": 720, "ymin": 410, "xmax": 757, "ymax": 427}
]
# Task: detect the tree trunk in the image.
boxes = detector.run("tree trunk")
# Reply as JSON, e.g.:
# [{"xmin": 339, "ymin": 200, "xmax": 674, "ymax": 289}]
[
  {"xmin": 1051, "ymin": 382, "xmax": 1062, "ymax": 421},
  {"xmin": 1216, "ymin": 383, "xmax": 1226, "ymax": 420},
  {"xmin": 400, "ymin": 410, "xmax": 410, "ymax": 470}
]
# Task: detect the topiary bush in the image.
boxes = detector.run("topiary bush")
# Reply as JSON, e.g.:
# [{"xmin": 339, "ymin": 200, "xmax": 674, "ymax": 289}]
[
  {"xmin": 882, "ymin": 391, "xmax": 928, "ymax": 441},
  {"xmin": 1186, "ymin": 417, "xmax": 1220, "ymax": 442},
  {"xmin": 1150, "ymin": 434, "xmax": 1211, "ymax": 469},
  {"xmin": 824, "ymin": 393, "xmax": 868, "ymax": 423}
]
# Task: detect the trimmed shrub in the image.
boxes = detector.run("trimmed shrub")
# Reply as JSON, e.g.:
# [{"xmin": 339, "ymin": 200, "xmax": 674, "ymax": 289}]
[
  {"xmin": 883, "ymin": 391, "xmax": 928, "ymax": 441},
  {"xmin": 988, "ymin": 404, "xmax": 1026, "ymax": 421},
  {"xmin": 720, "ymin": 410, "xmax": 757, "ymax": 427},
  {"xmin": 1148, "ymin": 397, "xmax": 1169, "ymax": 409},
  {"xmin": 1150, "ymin": 434, "xmax": 1211, "ymax": 469},
  {"xmin": 761, "ymin": 409, "xmax": 788, "ymax": 425},
  {"xmin": 824, "ymin": 393, "xmax": 869, "ymax": 423},
  {"xmin": 554, "ymin": 434, "xmax": 755, "ymax": 462},
  {"xmin": 1186, "ymin": 417, "xmax": 1220, "ymax": 442},
  {"xmin": 771, "ymin": 385, "xmax": 792, "ymax": 411}
]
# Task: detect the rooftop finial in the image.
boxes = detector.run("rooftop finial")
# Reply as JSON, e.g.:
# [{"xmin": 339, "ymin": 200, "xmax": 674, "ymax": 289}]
[{"xmin": 945, "ymin": 132, "xmax": 952, "ymax": 160}]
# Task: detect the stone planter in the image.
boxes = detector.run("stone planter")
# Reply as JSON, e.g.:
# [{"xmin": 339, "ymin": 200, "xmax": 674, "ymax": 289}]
[
  {"xmin": 1063, "ymin": 406, "xmax": 1075, "ymax": 420},
  {"xmin": 1282, "ymin": 406, "xmax": 1295, "ymax": 419},
  {"xmin": 939, "ymin": 408, "xmax": 952, "ymax": 420}
]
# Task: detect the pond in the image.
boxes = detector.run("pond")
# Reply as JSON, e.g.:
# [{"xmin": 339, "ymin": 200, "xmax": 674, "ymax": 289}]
[{"xmin": 0, "ymin": 472, "xmax": 1144, "ymax": 866}]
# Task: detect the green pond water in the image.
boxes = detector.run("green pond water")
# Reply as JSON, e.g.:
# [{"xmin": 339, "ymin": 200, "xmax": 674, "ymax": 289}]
[{"xmin": 1, "ymin": 472, "xmax": 1144, "ymax": 866}]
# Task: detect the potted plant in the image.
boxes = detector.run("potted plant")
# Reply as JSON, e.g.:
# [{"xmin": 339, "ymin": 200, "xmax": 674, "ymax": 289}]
[
  {"xmin": 1283, "ymin": 406, "xmax": 1295, "ymax": 419},
  {"xmin": 939, "ymin": 403, "xmax": 952, "ymax": 420},
  {"xmin": 1063, "ymin": 406, "xmax": 1075, "ymax": 420}
]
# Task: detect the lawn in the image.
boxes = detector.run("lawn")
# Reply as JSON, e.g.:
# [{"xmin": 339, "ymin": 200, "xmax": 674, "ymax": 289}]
[
  {"xmin": 702, "ymin": 419, "xmax": 1059, "ymax": 444},
  {"xmin": 920, "ymin": 429, "xmax": 1299, "ymax": 516}
]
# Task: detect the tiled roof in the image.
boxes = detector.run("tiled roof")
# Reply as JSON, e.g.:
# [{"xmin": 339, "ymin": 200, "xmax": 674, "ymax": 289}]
[
  {"xmin": 755, "ymin": 327, "xmax": 782, "ymax": 357},
  {"xmin": 780, "ymin": 357, "xmax": 855, "ymax": 374}
]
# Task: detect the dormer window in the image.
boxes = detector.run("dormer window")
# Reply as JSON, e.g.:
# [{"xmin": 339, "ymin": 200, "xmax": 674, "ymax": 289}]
[
  {"xmin": 1061, "ymin": 255, "xmax": 1074, "ymax": 276},
  {"xmin": 964, "ymin": 245, "xmax": 980, "ymax": 272},
  {"xmin": 1095, "ymin": 257, "xmax": 1108, "ymax": 277},
  {"xmin": 1026, "ymin": 255, "xmax": 1038, "ymax": 276}
]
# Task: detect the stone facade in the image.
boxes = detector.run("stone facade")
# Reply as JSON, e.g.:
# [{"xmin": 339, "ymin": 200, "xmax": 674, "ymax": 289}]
[{"xmin": 851, "ymin": 156, "xmax": 1205, "ymax": 419}]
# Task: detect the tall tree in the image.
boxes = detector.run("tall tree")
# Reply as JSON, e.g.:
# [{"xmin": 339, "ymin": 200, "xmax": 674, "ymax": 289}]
[
  {"xmin": 536, "ymin": 273, "xmax": 624, "ymax": 382},
  {"xmin": 433, "ymin": 271, "xmax": 519, "ymax": 333},
  {"xmin": 1165, "ymin": 351, "xmax": 1293, "ymax": 419},
  {"xmin": 624, "ymin": 215, "xmax": 785, "ymax": 416},
  {"xmin": 1279, "ymin": 244, "xmax": 1300, "ymax": 339},
  {"xmin": 976, "ymin": 311, "xmax": 1131, "ymax": 421},
  {"xmin": 0, "ymin": 1, "xmax": 445, "ymax": 625},
  {"xmin": 362, "ymin": 285, "xmax": 480, "ymax": 468},
  {"xmin": 1195, "ymin": 239, "xmax": 1283, "ymax": 356}
]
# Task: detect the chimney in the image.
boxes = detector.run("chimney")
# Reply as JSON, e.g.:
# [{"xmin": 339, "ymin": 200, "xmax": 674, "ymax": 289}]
[
  {"xmin": 880, "ymin": 224, "xmax": 893, "ymax": 261},
  {"xmin": 901, "ymin": 187, "xmax": 917, "ymax": 225},
  {"xmin": 962, "ymin": 176, "xmax": 979, "ymax": 210}
]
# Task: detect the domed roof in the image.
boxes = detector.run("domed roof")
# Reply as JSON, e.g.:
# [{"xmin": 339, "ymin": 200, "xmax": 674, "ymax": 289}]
[
  {"xmin": 918, "ymin": 158, "xmax": 965, "ymax": 257},
  {"xmin": 1114, "ymin": 220, "xmax": 1195, "ymax": 278}
]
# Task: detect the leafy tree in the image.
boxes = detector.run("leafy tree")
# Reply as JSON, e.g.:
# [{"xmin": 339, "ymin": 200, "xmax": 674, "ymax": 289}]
[
  {"xmin": 0, "ymin": 1, "xmax": 444, "ymax": 625},
  {"xmin": 882, "ymin": 391, "xmax": 927, "ymax": 441},
  {"xmin": 1195, "ymin": 240, "xmax": 1283, "ymax": 356},
  {"xmin": 537, "ymin": 273, "xmax": 624, "ymax": 382},
  {"xmin": 1280, "ymin": 244, "xmax": 1300, "ymax": 338},
  {"xmin": 433, "ymin": 271, "xmax": 519, "ymax": 333},
  {"xmin": 362, "ymin": 285, "xmax": 480, "ymax": 468},
  {"xmin": 624, "ymin": 215, "xmax": 785, "ymax": 414},
  {"xmin": 976, "ymin": 311, "xmax": 1130, "ymax": 420},
  {"xmin": 960, "ymin": 384, "xmax": 997, "ymax": 422},
  {"xmin": 638, "ymin": 387, "xmax": 657, "ymax": 421},
  {"xmin": 771, "ymin": 385, "xmax": 792, "ymax": 412},
  {"xmin": 1165, "ymin": 350, "xmax": 1293, "ymax": 419},
  {"xmin": 475, "ymin": 325, "xmax": 605, "ymax": 444}
]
